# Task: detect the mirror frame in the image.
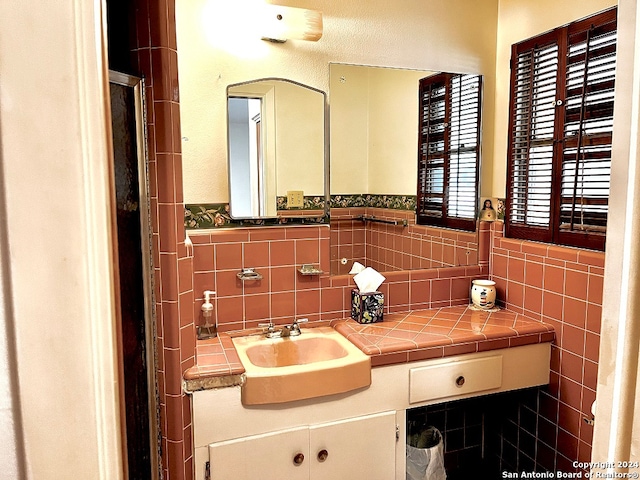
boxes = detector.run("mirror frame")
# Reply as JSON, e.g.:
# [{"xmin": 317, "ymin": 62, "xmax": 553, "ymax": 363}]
[{"xmin": 226, "ymin": 77, "xmax": 330, "ymax": 220}]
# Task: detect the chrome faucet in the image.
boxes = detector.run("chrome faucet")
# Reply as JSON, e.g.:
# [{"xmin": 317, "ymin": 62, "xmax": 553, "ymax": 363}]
[{"xmin": 258, "ymin": 318, "xmax": 308, "ymax": 338}]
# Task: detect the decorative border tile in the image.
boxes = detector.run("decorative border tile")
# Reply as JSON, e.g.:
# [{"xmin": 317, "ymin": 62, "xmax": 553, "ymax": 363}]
[
  {"xmin": 185, "ymin": 194, "xmax": 428, "ymax": 229},
  {"xmin": 184, "ymin": 202, "xmax": 328, "ymax": 229},
  {"xmin": 185, "ymin": 203, "xmax": 232, "ymax": 229},
  {"xmin": 330, "ymin": 194, "xmax": 416, "ymax": 210},
  {"xmin": 276, "ymin": 195, "xmax": 326, "ymax": 210}
]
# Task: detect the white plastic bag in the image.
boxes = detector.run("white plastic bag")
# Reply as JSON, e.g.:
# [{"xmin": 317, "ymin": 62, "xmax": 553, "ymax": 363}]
[{"xmin": 406, "ymin": 428, "xmax": 446, "ymax": 480}]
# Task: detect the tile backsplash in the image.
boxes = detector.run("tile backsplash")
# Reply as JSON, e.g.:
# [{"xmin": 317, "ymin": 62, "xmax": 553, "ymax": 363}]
[
  {"xmin": 330, "ymin": 207, "xmax": 483, "ymax": 275},
  {"xmin": 189, "ymin": 224, "xmax": 488, "ymax": 333}
]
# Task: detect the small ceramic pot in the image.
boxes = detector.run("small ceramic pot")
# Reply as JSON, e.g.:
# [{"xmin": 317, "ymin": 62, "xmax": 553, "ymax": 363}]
[{"xmin": 470, "ymin": 279, "xmax": 497, "ymax": 309}]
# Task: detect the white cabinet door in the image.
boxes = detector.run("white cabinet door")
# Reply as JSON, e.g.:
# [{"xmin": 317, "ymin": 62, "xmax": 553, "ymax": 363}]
[
  {"xmin": 309, "ymin": 411, "xmax": 397, "ymax": 480},
  {"xmin": 208, "ymin": 427, "xmax": 309, "ymax": 480}
]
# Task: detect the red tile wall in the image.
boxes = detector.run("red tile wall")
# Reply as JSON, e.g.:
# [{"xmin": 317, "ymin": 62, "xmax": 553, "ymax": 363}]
[
  {"xmin": 330, "ymin": 208, "xmax": 367, "ymax": 275},
  {"xmin": 489, "ymin": 222, "xmax": 604, "ymax": 471},
  {"xmin": 330, "ymin": 207, "xmax": 481, "ymax": 275},
  {"xmin": 190, "ymin": 226, "xmax": 488, "ymax": 332},
  {"xmin": 132, "ymin": 1, "xmax": 194, "ymax": 479}
]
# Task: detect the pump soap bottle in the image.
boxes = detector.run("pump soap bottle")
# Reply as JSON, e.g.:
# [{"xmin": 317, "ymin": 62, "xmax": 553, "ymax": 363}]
[{"xmin": 197, "ymin": 290, "xmax": 217, "ymax": 340}]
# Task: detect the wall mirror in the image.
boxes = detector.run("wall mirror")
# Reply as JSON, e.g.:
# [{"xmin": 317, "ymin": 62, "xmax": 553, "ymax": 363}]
[
  {"xmin": 227, "ymin": 78, "xmax": 327, "ymax": 219},
  {"xmin": 329, "ymin": 63, "xmax": 483, "ymax": 275}
]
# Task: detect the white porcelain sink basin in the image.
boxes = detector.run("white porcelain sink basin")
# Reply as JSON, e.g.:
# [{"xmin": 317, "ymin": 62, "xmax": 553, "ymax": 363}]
[{"xmin": 232, "ymin": 326, "xmax": 371, "ymax": 405}]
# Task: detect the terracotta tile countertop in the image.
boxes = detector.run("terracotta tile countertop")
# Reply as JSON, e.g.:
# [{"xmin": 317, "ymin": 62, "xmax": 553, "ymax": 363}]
[{"xmin": 183, "ymin": 305, "xmax": 555, "ymax": 392}]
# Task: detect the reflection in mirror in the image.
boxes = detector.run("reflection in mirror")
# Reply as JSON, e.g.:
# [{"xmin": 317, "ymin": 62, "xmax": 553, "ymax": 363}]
[
  {"xmin": 329, "ymin": 64, "xmax": 483, "ymax": 276},
  {"xmin": 227, "ymin": 79, "xmax": 326, "ymax": 219},
  {"xmin": 228, "ymin": 96, "xmax": 273, "ymax": 217},
  {"xmin": 416, "ymin": 73, "xmax": 482, "ymax": 231}
]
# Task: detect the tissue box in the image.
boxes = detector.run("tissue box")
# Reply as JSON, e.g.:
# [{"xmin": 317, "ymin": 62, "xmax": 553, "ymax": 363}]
[{"xmin": 351, "ymin": 289, "xmax": 384, "ymax": 323}]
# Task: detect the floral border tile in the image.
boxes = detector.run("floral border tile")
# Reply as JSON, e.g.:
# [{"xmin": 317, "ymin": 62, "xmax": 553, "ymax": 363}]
[
  {"xmin": 184, "ymin": 201, "xmax": 328, "ymax": 229},
  {"xmin": 330, "ymin": 194, "xmax": 416, "ymax": 210},
  {"xmin": 185, "ymin": 203, "xmax": 232, "ymax": 229},
  {"xmin": 185, "ymin": 194, "xmax": 456, "ymax": 229},
  {"xmin": 330, "ymin": 194, "xmax": 367, "ymax": 208},
  {"xmin": 275, "ymin": 195, "xmax": 326, "ymax": 210}
]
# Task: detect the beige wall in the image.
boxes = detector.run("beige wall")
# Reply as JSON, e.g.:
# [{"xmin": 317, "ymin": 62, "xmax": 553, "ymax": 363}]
[
  {"xmin": 492, "ymin": 0, "xmax": 618, "ymax": 197},
  {"xmin": 177, "ymin": 0, "xmax": 499, "ymax": 204},
  {"xmin": 329, "ymin": 64, "xmax": 370, "ymax": 194}
]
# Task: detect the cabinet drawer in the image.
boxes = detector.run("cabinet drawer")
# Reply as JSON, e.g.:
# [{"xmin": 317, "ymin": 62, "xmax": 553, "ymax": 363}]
[{"xmin": 409, "ymin": 355, "xmax": 503, "ymax": 404}]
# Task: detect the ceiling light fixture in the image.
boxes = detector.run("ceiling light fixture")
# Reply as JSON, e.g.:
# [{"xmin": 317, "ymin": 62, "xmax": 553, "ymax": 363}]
[{"xmin": 260, "ymin": 4, "xmax": 323, "ymax": 43}]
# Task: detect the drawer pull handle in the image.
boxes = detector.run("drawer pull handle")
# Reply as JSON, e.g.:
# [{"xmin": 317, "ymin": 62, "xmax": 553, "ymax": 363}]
[
  {"xmin": 455, "ymin": 375, "xmax": 465, "ymax": 387},
  {"xmin": 317, "ymin": 449, "xmax": 329, "ymax": 462},
  {"xmin": 293, "ymin": 453, "xmax": 305, "ymax": 466}
]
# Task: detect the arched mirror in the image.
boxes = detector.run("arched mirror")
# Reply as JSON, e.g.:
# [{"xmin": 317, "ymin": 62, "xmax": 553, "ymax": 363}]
[{"xmin": 227, "ymin": 78, "xmax": 327, "ymax": 219}]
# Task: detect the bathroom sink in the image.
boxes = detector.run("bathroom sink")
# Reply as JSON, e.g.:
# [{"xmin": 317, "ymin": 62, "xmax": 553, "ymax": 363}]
[{"xmin": 232, "ymin": 326, "xmax": 371, "ymax": 405}]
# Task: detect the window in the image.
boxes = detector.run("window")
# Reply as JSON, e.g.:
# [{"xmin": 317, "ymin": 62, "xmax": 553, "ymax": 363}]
[
  {"xmin": 506, "ymin": 8, "xmax": 617, "ymax": 251},
  {"xmin": 417, "ymin": 73, "xmax": 482, "ymax": 232}
]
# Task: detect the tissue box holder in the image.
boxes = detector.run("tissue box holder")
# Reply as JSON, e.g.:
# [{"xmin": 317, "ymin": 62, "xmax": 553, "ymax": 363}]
[{"xmin": 351, "ymin": 289, "xmax": 384, "ymax": 323}]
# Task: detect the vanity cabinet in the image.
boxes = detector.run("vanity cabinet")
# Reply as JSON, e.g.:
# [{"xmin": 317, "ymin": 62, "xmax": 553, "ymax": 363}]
[
  {"xmin": 206, "ymin": 411, "xmax": 397, "ymax": 480},
  {"xmin": 192, "ymin": 343, "xmax": 552, "ymax": 480},
  {"xmin": 208, "ymin": 426, "xmax": 308, "ymax": 480}
]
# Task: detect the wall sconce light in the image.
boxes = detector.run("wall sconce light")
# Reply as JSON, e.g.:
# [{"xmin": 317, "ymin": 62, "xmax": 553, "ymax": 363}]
[{"xmin": 261, "ymin": 4, "xmax": 323, "ymax": 43}]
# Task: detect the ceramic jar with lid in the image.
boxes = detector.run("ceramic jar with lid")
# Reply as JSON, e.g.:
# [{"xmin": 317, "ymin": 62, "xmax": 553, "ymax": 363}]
[{"xmin": 470, "ymin": 279, "xmax": 497, "ymax": 309}]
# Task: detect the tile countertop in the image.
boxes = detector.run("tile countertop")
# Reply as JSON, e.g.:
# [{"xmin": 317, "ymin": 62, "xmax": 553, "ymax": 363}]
[{"xmin": 183, "ymin": 305, "xmax": 555, "ymax": 392}]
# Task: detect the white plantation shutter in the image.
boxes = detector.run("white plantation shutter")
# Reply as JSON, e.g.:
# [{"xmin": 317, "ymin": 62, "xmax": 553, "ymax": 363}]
[
  {"xmin": 417, "ymin": 73, "xmax": 482, "ymax": 231},
  {"xmin": 506, "ymin": 7, "xmax": 616, "ymax": 251}
]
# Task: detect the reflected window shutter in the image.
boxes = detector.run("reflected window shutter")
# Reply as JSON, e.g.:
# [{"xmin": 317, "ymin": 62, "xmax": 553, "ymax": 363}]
[
  {"xmin": 417, "ymin": 73, "xmax": 481, "ymax": 231},
  {"xmin": 417, "ymin": 75, "xmax": 447, "ymax": 220},
  {"xmin": 447, "ymin": 74, "xmax": 482, "ymax": 221}
]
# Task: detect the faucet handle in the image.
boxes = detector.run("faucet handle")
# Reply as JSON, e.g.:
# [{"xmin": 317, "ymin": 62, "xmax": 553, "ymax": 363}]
[
  {"xmin": 290, "ymin": 318, "xmax": 308, "ymax": 334},
  {"xmin": 258, "ymin": 321, "xmax": 281, "ymax": 338},
  {"xmin": 258, "ymin": 321, "xmax": 276, "ymax": 332}
]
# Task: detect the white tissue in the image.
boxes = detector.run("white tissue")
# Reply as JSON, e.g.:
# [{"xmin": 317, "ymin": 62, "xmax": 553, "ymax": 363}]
[
  {"xmin": 349, "ymin": 261, "xmax": 366, "ymax": 275},
  {"xmin": 353, "ymin": 267, "xmax": 385, "ymax": 293}
]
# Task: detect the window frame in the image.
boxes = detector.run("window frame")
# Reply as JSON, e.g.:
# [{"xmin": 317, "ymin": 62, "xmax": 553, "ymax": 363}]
[
  {"xmin": 416, "ymin": 73, "xmax": 483, "ymax": 232},
  {"xmin": 505, "ymin": 7, "xmax": 617, "ymax": 251}
]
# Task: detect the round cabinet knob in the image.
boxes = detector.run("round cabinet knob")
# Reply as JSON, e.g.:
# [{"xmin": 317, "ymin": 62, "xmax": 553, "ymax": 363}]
[
  {"xmin": 293, "ymin": 453, "xmax": 305, "ymax": 466},
  {"xmin": 455, "ymin": 375, "xmax": 465, "ymax": 387},
  {"xmin": 317, "ymin": 449, "xmax": 329, "ymax": 462}
]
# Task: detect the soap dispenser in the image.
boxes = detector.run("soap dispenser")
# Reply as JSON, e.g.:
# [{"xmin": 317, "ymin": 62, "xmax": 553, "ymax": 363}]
[{"xmin": 197, "ymin": 290, "xmax": 217, "ymax": 340}]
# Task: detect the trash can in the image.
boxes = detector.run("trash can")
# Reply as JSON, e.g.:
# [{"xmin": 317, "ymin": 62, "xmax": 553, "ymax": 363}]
[{"xmin": 406, "ymin": 426, "xmax": 446, "ymax": 480}]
